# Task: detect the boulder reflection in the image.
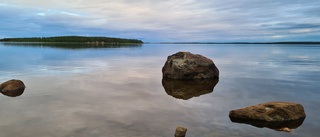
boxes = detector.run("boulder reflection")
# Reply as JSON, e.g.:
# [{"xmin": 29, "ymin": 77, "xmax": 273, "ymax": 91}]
[
  {"xmin": 230, "ymin": 117, "xmax": 305, "ymax": 132},
  {"xmin": 162, "ymin": 78, "xmax": 218, "ymax": 100},
  {"xmin": 1, "ymin": 88, "xmax": 25, "ymax": 97}
]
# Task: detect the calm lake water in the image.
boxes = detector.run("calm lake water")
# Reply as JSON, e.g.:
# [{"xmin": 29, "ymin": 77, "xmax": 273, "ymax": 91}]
[{"xmin": 0, "ymin": 43, "xmax": 319, "ymax": 137}]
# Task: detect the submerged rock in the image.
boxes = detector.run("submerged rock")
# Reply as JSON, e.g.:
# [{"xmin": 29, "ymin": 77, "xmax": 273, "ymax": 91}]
[
  {"xmin": 162, "ymin": 78, "xmax": 218, "ymax": 100},
  {"xmin": 229, "ymin": 102, "xmax": 306, "ymax": 132},
  {"xmin": 0, "ymin": 79, "xmax": 26, "ymax": 97},
  {"xmin": 162, "ymin": 52, "xmax": 219, "ymax": 79}
]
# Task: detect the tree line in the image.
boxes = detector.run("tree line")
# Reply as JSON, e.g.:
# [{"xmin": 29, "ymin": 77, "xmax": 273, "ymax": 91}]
[{"xmin": 0, "ymin": 36, "xmax": 143, "ymax": 43}]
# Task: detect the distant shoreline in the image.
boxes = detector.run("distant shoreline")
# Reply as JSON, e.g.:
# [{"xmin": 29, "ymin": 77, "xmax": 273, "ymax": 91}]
[
  {"xmin": 0, "ymin": 36, "xmax": 143, "ymax": 44},
  {"xmin": 151, "ymin": 42, "xmax": 320, "ymax": 44},
  {"xmin": 1, "ymin": 36, "xmax": 319, "ymax": 44}
]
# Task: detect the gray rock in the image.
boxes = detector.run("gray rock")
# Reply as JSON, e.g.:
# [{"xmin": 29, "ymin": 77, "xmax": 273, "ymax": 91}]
[
  {"xmin": 162, "ymin": 52, "xmax": 219, "ymax": 79},
  {"xmin": 229, "ymin": 102, "xmax": 306, "ymax": 131},
  {"xmin": 175, "ymin": 126, "xmax": 187, "ymax": 137},
  {"xmin": 229, "ymin": 102, "xmax": 306, "ymax": 122}
]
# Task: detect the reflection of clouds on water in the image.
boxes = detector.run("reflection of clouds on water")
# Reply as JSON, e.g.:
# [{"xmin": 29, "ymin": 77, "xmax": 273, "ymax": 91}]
[
  {"xmin": 289, "ymin": 55, "xmax": 310, "ymax": 60},
  {"xmin": 214, "ymin": 46, "xmax": 320, "ymax": 83},
  {"xmin": 176, "ymin": 99, "xmax": 212, "ymax": 108},
  {"xmin": 0, "ymin": 43, "xmax": 141, "ymax": 79},
  {"xmin": 33, "ymin": 59, "xmax": 109, "ymax": 75},
  {"xmin": 0, "ymin": 55, "xmax": 226, "ymax": 136},
  {"xmin": 1, "ymin": 43, "xmax": 320, "ymax": 137},
  {"xmin": 1, "ymin": 74, "xmax": 194, "ymax": 136},
  {"xmin": 271, "ymin": 49, "xmax": 282, "ymax": 54},
  {"xmin": 0, "ymin": 59, "xmax": 109, "ymax": 81}
]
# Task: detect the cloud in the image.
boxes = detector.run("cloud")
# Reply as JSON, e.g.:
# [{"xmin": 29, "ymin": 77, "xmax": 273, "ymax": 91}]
[
  {"xmin": 1, "ymin": 0, "xmax": 320, "ymax": 42},
  {"xmin": 271, "ymin": 35, "xmax": 284, "ymax": 39},
  {"xmin": 261, "ymin": 23, "xmax": 320, "ymax": 30}
]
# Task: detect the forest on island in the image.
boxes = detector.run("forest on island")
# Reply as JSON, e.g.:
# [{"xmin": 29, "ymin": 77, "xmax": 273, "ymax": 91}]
[{"xmin": 0, "ymin": 36, "xmax": 143, "ymax": 43}]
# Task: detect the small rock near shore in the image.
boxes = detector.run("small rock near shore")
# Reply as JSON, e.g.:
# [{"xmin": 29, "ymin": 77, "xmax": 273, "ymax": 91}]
[
  {"xmin": 0, "ymin": 79, "xmax": 26, "ymax": 97},
  {"xmin": 175, "ymin": 126, "xmax": 187, "ymax": 137}
]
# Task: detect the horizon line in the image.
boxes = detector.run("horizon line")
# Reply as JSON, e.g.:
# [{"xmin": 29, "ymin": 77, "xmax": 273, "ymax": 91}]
[{"xmin": 144, "ymin": 41, "xmax": 320, "ymax": 44}]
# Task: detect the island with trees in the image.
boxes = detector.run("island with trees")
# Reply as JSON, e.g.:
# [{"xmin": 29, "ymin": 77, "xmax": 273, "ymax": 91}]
[
  {"xmin": 0, "ymin": 36, "xmax": 143, "ymax": 49},
  {"xmin": 0, "ymin": 36, "xmax": 143, "ymax": 44}
]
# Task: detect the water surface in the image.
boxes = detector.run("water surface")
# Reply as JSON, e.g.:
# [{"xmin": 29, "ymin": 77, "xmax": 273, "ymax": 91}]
[{"xmin": 0, "ymin": 43, "xmax": 319, "ymax": 137}]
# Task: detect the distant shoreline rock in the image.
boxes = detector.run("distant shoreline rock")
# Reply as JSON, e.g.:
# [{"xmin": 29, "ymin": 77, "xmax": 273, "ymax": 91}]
[{"xmin": 162, "ymin": 52, "xmax": 219, "ymax": 79}]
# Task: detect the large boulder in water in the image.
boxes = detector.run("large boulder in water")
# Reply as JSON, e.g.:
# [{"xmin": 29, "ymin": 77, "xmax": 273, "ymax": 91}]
[
  {"xmin": 229, "ymin": 102, "xmax": 306, "ymax": 131},
  {"xmin": 162, "ymin": 52, "xmax": 219, "ymax": 79},
  {"xmin": 229, "ymin": 102, "xmax": 306, "ymax": 122},
  {"xmin": 0, "ymin": 79, "xmax": 26, "ymax": 97}
]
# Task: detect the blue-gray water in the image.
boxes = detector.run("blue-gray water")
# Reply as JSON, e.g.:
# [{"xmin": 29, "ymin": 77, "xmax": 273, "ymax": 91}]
[{"xmin": 0, "ymin": 43, "xmax": 319, "ymax": 137}]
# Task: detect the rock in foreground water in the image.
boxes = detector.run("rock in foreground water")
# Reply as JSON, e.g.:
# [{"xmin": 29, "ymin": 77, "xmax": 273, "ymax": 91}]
[
  {"xmin": 229, "ymin": 102, "xmax": 306, "ymax": 122},
  {"xmin": 0, "ymin": 79, "xmax": 26, "ymax": 97},
  {"xmin": 229, "ymin": 102, "xmax": 306, "ymax": 131},
  {"xmin": 162, "ymin": 52, "xmax": 219, "ymax": 79},
  {"xmin": 175, "ymin": 126, "xmax": 187, "ymax": 137}
]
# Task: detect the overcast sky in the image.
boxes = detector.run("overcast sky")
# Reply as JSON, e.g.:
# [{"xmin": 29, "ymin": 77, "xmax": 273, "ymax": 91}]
[{"xmin": 1, "ymin": 0, "xmax": 319, "ymax": 42}]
